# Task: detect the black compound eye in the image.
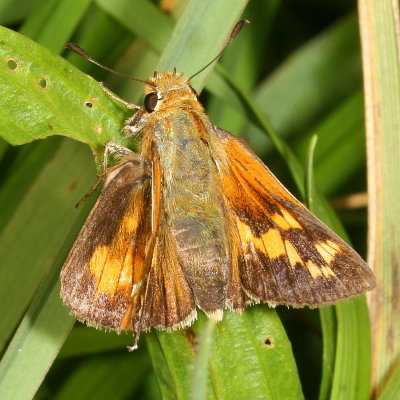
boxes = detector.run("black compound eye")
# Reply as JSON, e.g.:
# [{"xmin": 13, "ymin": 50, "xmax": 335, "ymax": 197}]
[{"xmin": 144, "ymin": 92, "xmax": 159, "ymax": 112}]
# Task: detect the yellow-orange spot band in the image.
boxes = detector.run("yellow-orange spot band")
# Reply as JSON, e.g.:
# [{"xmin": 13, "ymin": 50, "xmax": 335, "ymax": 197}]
[
  {"xmin": 315, "ymin": 244, "xmax": 334, "ymax": 265},
  {"xmin": 315, "ymin": 240, "xmax": 340, "ymax": 265},
  {"xmin": 285, "ymin": 240, "xmax": 302, "ymax": 267},
  {"xmin": 326, "ymin": 240, "xmax": 340, "ymax": 252},
  {"xmin": 306, "ymin": 261, "xmax": 322, "ymax": 279},
  {"xmin": 263, "ymin": 229, "xmax": 286, "ymax": 258},
  {"xmin": 321, "ymin": 265, "xmax": 335, "ymax": 278},
  {"xmin": 237, "ymin": 221, "xmax": 285, "ymax": 259},
  {"xmin": 272, "ymin": 208, "xmax": 303, "ymax": 230}
]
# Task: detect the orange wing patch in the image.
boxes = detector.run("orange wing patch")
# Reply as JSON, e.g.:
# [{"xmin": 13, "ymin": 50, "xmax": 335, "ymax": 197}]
[{"xmin": 88, "ymin": 208, "xmax": 145, "ymax": 300}]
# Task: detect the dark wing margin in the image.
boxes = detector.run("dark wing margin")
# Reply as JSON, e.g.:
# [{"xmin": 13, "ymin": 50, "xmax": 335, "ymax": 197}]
[
  {"xmin": 212, "ymin": 127, "xmax": 376, "ymax": 308},
  {"xmin": 60, "ymin": 154, "xmax": 152, "ymax": 331}
]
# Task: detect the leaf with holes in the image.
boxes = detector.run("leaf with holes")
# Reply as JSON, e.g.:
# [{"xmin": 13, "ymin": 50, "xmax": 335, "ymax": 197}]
[{"xmin": 0, "ymin": 26, "xmax": 129, "ymax": 151}]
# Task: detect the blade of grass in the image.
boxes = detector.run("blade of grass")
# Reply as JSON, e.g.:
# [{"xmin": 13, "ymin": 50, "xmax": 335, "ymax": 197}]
[
  {"xmin": 305, "ymin": 134, "xmax": 318, "ymax": 209},
  {"xmin": 296, "ymin": 91, "xmax": 365, "ymax": 197},
  {"xmin": 331, "ymin": 298, "xmax": 371, "ymax": 399},
  {"xmin": 0, "ymin": 139, "xmax": 97, "ymax": 351},
  {"xmin": 191, "ymin": 319, "xmax": 216, "ymax": 400},
  {"xmin": 248, "ymin": 13, "xmax": 361, "ymax": 151},
  {"xmin": 318, "ymin": 307, "xmax": 337, "ymax": 400},
  {"xmin": 305, "ymin": 135, "xmax": 337, "ymax": 400},
  {"xmin": 0, "ymin": 272, "xmax": 75, "ymax": 400},
  {"xmin": 0, "ymin": 138, "xmax": 60, "ymax": 232},
  {"xmin": 19, "ymin": 0, "xmax": 92, "ymax": 52},
  {"xmin": 358, "ymin": 0, "xmax": 400, "ymax": 396},
  {"xmin": 0, "ymin": 0, "xmax": 42, "ymax": 24},
  {"xmin": 95, "ymin": 0, "xmax": 174, "ymax": 54}
]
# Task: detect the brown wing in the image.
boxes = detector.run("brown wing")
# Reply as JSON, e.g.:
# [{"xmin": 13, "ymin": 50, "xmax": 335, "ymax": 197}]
[
  {"xmin": 61, "ymin": 154, "xmax": 152, "ymax": 331},
  {"xmin": 131, "ymin": 223, "xmax": 197, "ymax": 336},
  {"xmin": 212, "ymin": 128, "xmax": 376, "ymax": 308},
  {"xmin": 61, "ymin": 146, "xmax": 196, "ymax": 346}
]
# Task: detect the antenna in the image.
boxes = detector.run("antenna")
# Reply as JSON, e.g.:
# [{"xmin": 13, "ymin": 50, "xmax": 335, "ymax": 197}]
[
  {"xmin": 64, "ymin": 43, "xmax": 157, "ymax": 89},
  {"xmin": 189, "ymin": 19, "xmax": 249, "ymax": 81}
]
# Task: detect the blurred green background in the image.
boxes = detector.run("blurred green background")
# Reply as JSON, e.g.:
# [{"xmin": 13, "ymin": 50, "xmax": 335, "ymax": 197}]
[{"xmin": 0, "ymin": 0, "xmax": 391, "ymax": 399}]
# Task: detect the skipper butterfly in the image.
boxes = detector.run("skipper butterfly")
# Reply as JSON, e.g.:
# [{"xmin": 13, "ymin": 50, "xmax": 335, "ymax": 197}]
[{"xmin": 60, "ymin": 21, "xmax": 375, "ymax": 349}]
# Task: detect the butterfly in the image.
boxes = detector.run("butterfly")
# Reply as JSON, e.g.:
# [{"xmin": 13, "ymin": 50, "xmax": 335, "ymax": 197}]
[{"xmin": 60, "ymin": 21, "xmax": 375, "ymax": 349}]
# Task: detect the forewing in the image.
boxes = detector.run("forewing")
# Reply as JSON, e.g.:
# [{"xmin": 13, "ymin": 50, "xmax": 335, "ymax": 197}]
[
  {"xmin": 213, "ymin": 128, "xmax": 376, "ymax": 307},
  {"xmin": 61, "ymin": 154, "xmax": 152, "ymax": 331}
]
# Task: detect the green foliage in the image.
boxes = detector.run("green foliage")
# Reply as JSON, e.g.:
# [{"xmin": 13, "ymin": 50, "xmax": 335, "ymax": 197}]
[{"xmin": 0, "ymin": 0, "xmax": 390, "ymax": 399}]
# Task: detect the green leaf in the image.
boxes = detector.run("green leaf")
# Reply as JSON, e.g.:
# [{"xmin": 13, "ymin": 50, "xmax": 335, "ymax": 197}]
[
  {"xmin": 0, "ymin": 26, "xmax": 129, "ymax": 150},
  {"xmin": 202, "ymin": 308, "xmax": 303, "ymax": 399}
]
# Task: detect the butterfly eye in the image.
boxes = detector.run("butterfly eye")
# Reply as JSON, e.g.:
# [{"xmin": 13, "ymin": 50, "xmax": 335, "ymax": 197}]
[{"xmin": 144, "ymin": 92, "xmax": 159, "ymax": 112}]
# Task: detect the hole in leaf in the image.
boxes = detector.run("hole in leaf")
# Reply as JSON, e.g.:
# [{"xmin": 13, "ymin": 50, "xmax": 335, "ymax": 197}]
[
  {"xmin": 37, "ymin": 77, "xmax": 48, "ymax": 89},
  {"xmin": 85, "ymin": 97, "xmax": 97, "ymax": 108},
  {"xmin": 93, "ymin": 125, "xmax": 102, "ymax": 134},
  {"xmin": 6, "ymin": 57, "xmax": 18, "ymax": 70},
  {"xmin": 264, "ymin": 336, "xmax": 274, "ymax": 349}
]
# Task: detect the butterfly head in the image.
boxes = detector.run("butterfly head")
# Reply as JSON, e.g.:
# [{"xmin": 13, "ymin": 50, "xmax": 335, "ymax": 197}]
[{"xmin": 143, "ymin": 70, "xmax": 198, "ymax": 113}]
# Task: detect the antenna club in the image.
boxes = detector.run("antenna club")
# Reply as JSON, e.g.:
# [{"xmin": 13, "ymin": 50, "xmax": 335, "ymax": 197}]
[{"xmin": 188, "ymin": 19, "xmax": 250, "ymax": 81}]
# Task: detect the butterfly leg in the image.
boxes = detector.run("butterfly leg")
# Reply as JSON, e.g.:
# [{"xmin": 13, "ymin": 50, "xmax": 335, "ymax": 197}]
[
  {"xmin": 100, "ymin": 141, "xmax": 135, "ymax": 173},
  {"xmin": 76, "ymin": 142, "xmax": 138, "ymax": 208}
]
